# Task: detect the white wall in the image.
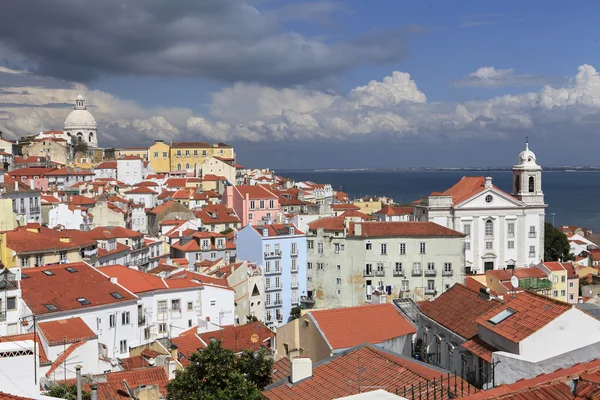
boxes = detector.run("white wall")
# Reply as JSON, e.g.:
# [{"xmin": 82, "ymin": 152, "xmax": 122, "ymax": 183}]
[
  {"xmin": 0, "ymin": 341, "xmax": 40, "ymax": 398},
  {"xmin": 48, "ymin": 203, "xmax": 85, "ymax": 230},
  {"xmin": 117, "ymin": 159, "xmax": 144, "ymax": 185}
]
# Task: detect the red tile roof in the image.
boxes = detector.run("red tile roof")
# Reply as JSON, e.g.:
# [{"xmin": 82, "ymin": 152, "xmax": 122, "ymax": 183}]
[
  {"xmin": 169, "ymin": 270, "xmax": 231, "ymax": 289},
  {"xmin": 476, "ymin": 291, "xmax": 572, "ymax": 343},
  {"xmin": 197, "ymin": 322, "xmax": 274, "ymax": 353},
  {"xmin": 253, "ymin": 224, "xmax": 304, "ymax": 237},
  {"xmin": 236, "ymin": 185, "xmax": 278, "ymax": 199},
  {"xmin": 419, "ymin": 284, "xmax": 503, "ymax": 339},
  {"xmin": 5, "ymin": 226, "xmax": 95, "ymax": 253},
  {"xmin": 272, "ymin": 357, "xmax": 292, "ymax": 381},
  {"xmin": 99, "ymin": 265, "xmax": 196, "ymax": 293},
  {"xmin": 308, "ymin": 216, "xmax": 345, "ymax": 232},
  {"xmin": 171, "ymin": 333, "xmax": 205, "ymax": 367},
  {"xmin": 309, "ymin": 303, "xmax": 415, "ymax": 349},
  {"xmin": 124, "ymin": 186, "xmax": 157, "ymax": 195},
  {"xmin": 462, "ymin": 336, "xmax": 496, "ymax": 363},
  {"xmin": 88, "ymin": 226, "xmax": 143, "ymax": 240},
  {"xmin": 264, "ymin": 345, "xmax": 474, "ymax": 400},
  {"xmin": 69, "ymin": 194, "xmax": 96, "ymax": 205},
  {"xmin": 94, "ymin": 161, "xmax": 117, "ymax": 169},
  {"xmin": 38, "ymin": 317, "xmax": 97, "ymax": 345},
  {"xmin": 20, "ymin": 262, "xmax": 137, "ymax": 315},
  {"xmin": 89, "ymin": 367, "xmax": 169, "ymax": 399},
  {"xmin": 540, "ymin": 261, "xmax": 569, "ymax": 272},
  {"xmin": 331, "ymin": 204, "xmax": 360, "ymax": 211},
  {"xmin": 0, "ymin": 392, "xmax": 34, "ymax": 399},
  {"xmin": 171, "ymin": 141, "xmax": 210, "ymax": 147},
  {"xmin": 434, "ymin": 176, "xmax": 516, "ymax": 205},
  {"xmin": 349, "ymin": 221, "xmax": 464, "ymax": 238},
  {"xmin": 195, "ymin": 204, "xmax": 241, "ymax": 225}
]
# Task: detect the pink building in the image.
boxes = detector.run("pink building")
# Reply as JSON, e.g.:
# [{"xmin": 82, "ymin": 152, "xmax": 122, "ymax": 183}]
[{"xmin": 223, "ymin": 185, "xmax": 279, "ymax": 226}]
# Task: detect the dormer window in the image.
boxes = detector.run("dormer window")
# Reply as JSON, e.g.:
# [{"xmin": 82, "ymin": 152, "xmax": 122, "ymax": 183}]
[
  {"xmin": 263, "ymin": 229, "xmax": 269, "ymax": 236},
  {"xmin": 289, "ymin": 227, "xmax": 295, "ymax": 235}
]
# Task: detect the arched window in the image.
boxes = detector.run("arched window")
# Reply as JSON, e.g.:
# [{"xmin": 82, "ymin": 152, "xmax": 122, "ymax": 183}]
[
  {"xmin": 485, "ymin": 219, "xmax": 493, "ymax": 237},
  {"xmin": 514, "ymin": 175, "xmax": 520, "ymax": 193},
  {"xmin": 528, "ymin": 176, "xmax": 535, "ymax": 193},
  {"xmin": 185, "ymin": 163, "xmax": 190, "ymax": 169},
  {"xmin": 177, "ymin": 163, "xmax": 181, "ymax": 171},
  {"xmin": 89, "ymin": 132, "xmax": 94, "ymax": 143}
]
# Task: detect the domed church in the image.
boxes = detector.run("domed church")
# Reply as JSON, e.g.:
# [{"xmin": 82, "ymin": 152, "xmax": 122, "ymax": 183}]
[{"xmin": 64, "ymin": 95, "xmax": 98, "ymax": 147}]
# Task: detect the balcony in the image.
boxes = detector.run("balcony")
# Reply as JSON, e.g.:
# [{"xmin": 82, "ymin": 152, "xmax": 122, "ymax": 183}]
[
  {"xmin": 266, "ymin": 300, "xmax": 282, "ymax": 308},
  {"xmin": 425, "ymin": 288, "xmax": 437, "ymax": 296},
  {"xmin": 138, "ymin": 317, "xmax": 146, "ymax": 326},
  {"xmin": 375, "ymin": 270, "xmax": 385, "ymax": 277},
  {"xmin": 412, "ymin": 269, "xmax": 422, "ymax": 276},
  {"xmin": 442, "ymin": 269, "xmax": 453, "ymax": 277},
  {"xmin": 529, "ymin": 232, "xmax": 537, "ymax": 238},
  {"xmin": 264, "ymin": 250, "xmax": 281, "ymax": 258},
  {"xmin": 83, "ymin": 248, "xmax": 97, "ymax": 257},
  {"xmin": 0, "ymin": 311, "xmax": 6, "ymax": 322},
  {"xmin": 290, "ymin": 250, "xmax": 298, "ymax": 257},
  {"xmin": 291, "ymin": 282, "xmax": 299, "ymax": 289},
  {"xmin": 30, "ymin": 207, "xmax": 40, "ymax": 214},
  {"xmin": 265, "ymin": 285, "xmax": 282, "ymax": 292},
  {"xmin": 300, "ymin": 295, "xmax": 316, "ymax": 306},
  {"xmin": 393, "ymin": 270, "xmax": 404, "ymax": 277},
  {"xmin": 425, "ymin": 269, "xmax": 437, "ymax": 277},
  {"xmin": 363, "ymin": 270, "xmax": 374, "ymax": 277}
]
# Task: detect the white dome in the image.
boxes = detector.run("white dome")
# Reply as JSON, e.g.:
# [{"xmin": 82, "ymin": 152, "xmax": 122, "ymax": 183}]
[
  {"xmin": 516, "ymin": 141, "xmax": 539, "ymax": 167},
  {"xmin": 76, "ymin": 94, "xmax": 84, "ymax": 101},
  {"xmin": 65, "ymin": 109, "xmax": 97, "ymax": 129}
]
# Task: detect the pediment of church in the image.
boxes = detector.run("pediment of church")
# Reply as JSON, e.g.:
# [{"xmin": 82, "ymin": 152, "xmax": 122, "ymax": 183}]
[{"xmin": 455, "ymin": 187, "xmax": 523, "ymax": 209}]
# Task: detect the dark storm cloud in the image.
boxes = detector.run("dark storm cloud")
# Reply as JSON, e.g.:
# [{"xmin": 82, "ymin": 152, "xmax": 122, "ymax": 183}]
[{"xmin": 0, "ymin": 0, "xmax": 416, "ymax": 85}]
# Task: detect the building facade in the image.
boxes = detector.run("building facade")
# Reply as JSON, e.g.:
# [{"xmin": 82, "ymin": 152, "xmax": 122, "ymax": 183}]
[{"xmin": 414, "ymin": 142, "xmax": 546, "ymax": 273}]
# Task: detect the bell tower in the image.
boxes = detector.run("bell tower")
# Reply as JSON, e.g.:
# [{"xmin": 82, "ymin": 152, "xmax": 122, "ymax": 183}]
[{"xmin": 512, "ymin": 138, "xmax": 544, "ymax": 206}]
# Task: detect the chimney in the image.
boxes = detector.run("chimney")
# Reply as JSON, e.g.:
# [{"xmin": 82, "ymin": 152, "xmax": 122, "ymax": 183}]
[
  {"xmin": 354, "ymin": 222, "xmax": 362, "ymax": 236},
  {"xmin": 110, "ymin": 277, "xmax": 118, "ymax": 284},
  {"xmin": 290, "ymin": 358, "xmax": 312, "ymax": 383},
  {"xmin": 479, "ymin": 287, "xmax": 491, "ymax": 301},
  {"xmin": 170, "ymin": 344, "xmax": 178, "ymax": 360},
  {"xmin": 485, "ymin": 176, "xmax": 493, "ymax": 189},
  {"xmin": 91, "ymin": 385, "xmax": 98, "ymax": 400}
]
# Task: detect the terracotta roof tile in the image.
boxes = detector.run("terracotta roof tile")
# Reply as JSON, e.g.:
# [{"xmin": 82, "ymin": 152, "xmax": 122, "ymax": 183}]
[
  {"xmin": 0, "ymin": 392, "xmax": 34, "ymax": 399},
  {"xmin": 264, "ymin": 345, "xmax": 473, "ymax": 400},
  {"xmin": 308, "ymin": 216, "xmax": 345, "ymax": 231},
  {"xmin": 88, "ymin": 366, "xmax": 169, "ymax": 399},
  {"xmin": 171, "ymin": 141, "xmax": 210, "ymax": 147},
  {"xmin": 272, "ymin": 357, "xmax": 292, "ymax": 381},
  {"xmin": 349, "ymin": 221, "xmax": 464, "ymax": 238},
  {"xmin": 21, "ymin": 262, "xmax": 137, "ymax": 315},
  {"xmin": 94, "ymin": 161, "xmax": 117, "ymax": 169},
  {"xmin": 235, "ymin": 185, "xmax": 278, "ymax": 199},
  {"xmin": 253, "ymin": 224, "xmax": 304, "ymax": 237},
  {"xmin": 124, "ymin": 186, "xmax": 157, "ymax": 195},
  {"xmin": 420, "ymin": 284, "xmax": 503, "ymax": 339},
  {"xmin": 88, "ymin": 226, "xmax": 143, "ymax": 240},
  {"xmin": 309, "ymin": 303, "xmax": 416, "ymax": 349},
  {"xmin": 540, "ymin": 261, "xmax": 569, "ymax": 272},
  {"xmin": 374, "ymin": 205, "xmax": 414, "ymax": 216},
  {"xmin": 171, "ymin": 334, "xmax": 205, "ymax": 367},
  {"xmin": 197, "ymin": 322, "xmax": 274, "ymax": 353},
  {"xmin": 38, "ymin": 317, "xmax": 97, "ymax": 345},
  {"xmin": 476, "ymin": 291, "xmax": 572, "ymax": 343},
  {"xmin": 6, "ymin": 226, "xmax": 95, "ymax": 253},
  {"xmin": 461, "ymin": 336, "xmax": 496, "ymax": 363},
  {"xmin": 0, "ymin": 333, "xmax": 49, "ymax": 364},
  {"xmin": 434, "ymin": 176, "xmax": 517, "ymax": 205}
]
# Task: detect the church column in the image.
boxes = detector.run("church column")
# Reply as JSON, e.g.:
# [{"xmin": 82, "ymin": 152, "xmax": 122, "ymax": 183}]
[
  {"xmin": 499, "ymin": 216, "xmax": 505, "ymax": 268},
  {"xmin": 473, "ymin": 216, "xmax": 480, "ymax": 273},
  {"xmin": 516, "ymin": 213, "xmax": 526, "ymax": 267}
]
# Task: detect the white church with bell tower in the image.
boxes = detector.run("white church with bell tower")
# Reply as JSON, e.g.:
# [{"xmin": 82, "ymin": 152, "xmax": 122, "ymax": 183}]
[
  {"xmin": 414, "ymin": 140, "xmax": 547, "ymax": 274},
  {"xmin": 64, "ymin": 95, "xmax": 99, "ymax": 148}
]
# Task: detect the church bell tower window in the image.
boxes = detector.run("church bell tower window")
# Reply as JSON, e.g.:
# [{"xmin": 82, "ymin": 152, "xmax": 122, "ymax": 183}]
[{"xmin": 528, "ymin": 176, "xmax": 535, "ymax": 193}]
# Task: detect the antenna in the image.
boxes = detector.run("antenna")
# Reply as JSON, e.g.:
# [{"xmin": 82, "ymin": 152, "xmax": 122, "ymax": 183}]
[{"xmin": 510, "ymin": 276, "xmax": 519, "ymax": 298}]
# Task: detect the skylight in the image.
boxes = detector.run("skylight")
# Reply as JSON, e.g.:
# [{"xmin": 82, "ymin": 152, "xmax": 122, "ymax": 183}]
[
  {"xmin": 21, "ymin": 273, "xmax": 29, "ymax": 279},
  {"xmin": 65, "ymin": 267, "xmax": 78, "ymax": 273},
  {"xmin": 488, "ymin": 308, "xmax": 516, "ymax": 325},
  {"xmin": 42, "ymin": 270, "xmax": 55, "ymax": 276},
  {"xmin": 111, "ymin": 292, "xmax": 124, "ymax": 299},
  {"xmin": 77, "ymin": 298, "xmax": 91, "ymax": 305},
  {"xmin": 44, "ymin": 304, "xmax": 58, "ymax": 311}
]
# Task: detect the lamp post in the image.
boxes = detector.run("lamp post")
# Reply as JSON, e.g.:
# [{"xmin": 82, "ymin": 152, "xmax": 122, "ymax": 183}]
[{"xmin": 551, "ymin": 213, "xmax": 556, "ymax": 226}]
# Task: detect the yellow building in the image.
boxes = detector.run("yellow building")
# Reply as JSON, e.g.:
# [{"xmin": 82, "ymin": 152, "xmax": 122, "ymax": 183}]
[
  {"xmin": 0, "ymin": 225, "xmax": 96, "ymax": 268},
  {"xmin": 116, "ymin": 147, "xmax": 148, "ymax": 160},
  {"xmin": 148, "ymin": 140, "xmax": 171, "ymax": 173},
  {"xmin": 353, "ymin": 196, "xmax": 394, "ymax": 215},
  {"xmin": 538, "ymin": 262, "xmax": 569, "ymax": 302},
  {"xmin": 170, "ymin": 142, "xmax": 235, "ymax": 173}
]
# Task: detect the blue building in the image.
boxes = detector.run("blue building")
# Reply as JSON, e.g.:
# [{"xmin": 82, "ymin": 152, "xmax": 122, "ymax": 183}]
[{"xmin": 236, "ymin": 223, "xmax": 307, "ymax": 327}]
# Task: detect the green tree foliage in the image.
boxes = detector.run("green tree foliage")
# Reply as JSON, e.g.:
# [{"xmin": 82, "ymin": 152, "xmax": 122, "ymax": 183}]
[
  {"xmin": 46, "ymin": 384, "xmax": 91, "ymax": 400},
  {"xmin": 220, "ymin": 228, "xmax": 234, "ymax": 235},
  {"xmin": 166, "ymin": 341, "xmax": 266, "ymax": 400},
  {"xmin": 238, "ymin": 348, "xmax": 274, "ymax": 390},
  {"xmin": 73, "ymin": 139, "xmax": 89, "ymax": 156},
  {"xmin": 245, "ymin": 315, "xmax": 259, "ymax": 323},
  {"xmin": 288, "ymin": 306, "xmax": 301, "ymax": 322},
  {"xmin": 544, "ymin": 222, "xmax": 574, "ymax": 261}
]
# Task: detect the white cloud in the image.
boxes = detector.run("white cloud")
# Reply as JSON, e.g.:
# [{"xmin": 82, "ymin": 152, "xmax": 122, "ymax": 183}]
[{"xmin": 453, "ymin": 66, "xmax": 558, "ymax": 88}]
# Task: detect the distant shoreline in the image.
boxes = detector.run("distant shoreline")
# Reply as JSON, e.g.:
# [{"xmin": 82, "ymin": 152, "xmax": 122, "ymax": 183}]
[{"xmin": 278, "ymin": 167, "xmax": 600, "ymax": 173}]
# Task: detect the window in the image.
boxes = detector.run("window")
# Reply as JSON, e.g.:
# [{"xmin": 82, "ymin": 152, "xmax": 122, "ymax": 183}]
[
  {"xmin": 529, "ymin": 246, "xmax": 536, "ymax": 258},
  {"xmin": 413, "ymin": 262, "xmax": 421, "ymax": 274},
  {"xmin": 185, "ymin": 150, "xmax": 190, "ymax": 156},
  {"xmin": 508, "ymin": 240, "xmax": 515, "ymax": 249},
  {"xmin": 485, "ymin": 195, "xmax": 493, "ymax": 203},
  {"xmin": 275, "ymin": 277, "xmax": 281, "ymax": 288},
  {"xmin": 463, "ymin": 224, "xmax": 471, "ymax": 237},
  {"xmin": 259, "ymin": 200, "xmax": 265, "ymax": 209},
  {"xmin": 365, "ymin": 264, "xmax": 373, "ymax": 275},
  {"xmin": 158, "ymin": 300, "xmax": 167, "ymax": 314},
  {"xmin": 291, "ymin": 242, "xmax": 297, "ymax": 255},
  {"xmin": 291, "ymin": 258, "xmax": 297, "ymax": 271},
  {"xmin": 427, "ymin": 280, "xmax": 435, "ymax": 290},
  {"xmin": 144, "ymin": 328, "xmax": 150, "ymax": 340},
  {"xmin": 485, "ymin": 220, "xmax": 493, "ymax": 237},
  {"xmin": 366, "ymin": 242, "xmax": 372, "ymax": 250},
  {"xmin": 250, "ymin": 200, "xmax": 256, "ymax": 209},
  {"xmin": 486, "ymin": 241, "xmax": 493, "ymax": 250},
  {"xmin": 488, "ymin": 308, "xmax": 515, "ymax": 324},
  {"xmin": 275, "ymin": 260, "xmax": 280, "ymax": 272},
  {"xmin": 194, "ymin": 149, "xmax": 198, "ymax": 156},
  {"xmin": 202, "ymin": 150, "xmax": 207, "ymax": 156},
  {"xmin": 77, "ymin": 298, "xmax": 90, "ymax": 305},
  {"xmin": 162, "ymin": 151, "xmax": 168, "ymax": 158},
  {"xmin": 122, "ymin": 312, "xmax": 130, "ymax": 325},
  {"xmin": 292, "ymin": 275, "xmax": 298, "ymax": 287},
  {"xmin": 507, "ymin": 222, "xmax": 515, "ymax": 238},
  {"xmin": 465, "ymin": 242, "xmax": 471, "ymax": 250},
  {"xmin": 269, "ymin": 200, "xmax": 274, "ymax": 208},
  {"xmin": 337, "ymin": 265, "xmax": 341, "ymax": 270},
  {"xmin": 20, "ymin": 257, "xmax": 29, "ymax": 268},
  {"xmin": 6, "ymin": 297, "xmax": 16, "ymax": 310},
  {"xmin": 570, "ymin": 294, "xmax": 574, "ymax": 301},
  {"xmin": 336, "ymin": 278, "xmax": 342, "ymax": 285},
  {"xmin": 307, "ymin": 240, "xmax": 314, "ymax": 249},
  {"xmin": 266, "ymin": 293, "xmax": 271, "ymax": 305},
  {"xmin": 317, "ymin": 242, "xmax": 323, "ymax": 254},
  {"xmin": 154, "ymin": 152, "xmax": 159, "ymax": 158},
  {"xmin": 529, "ymin": 226, "xmax": 536, "ymax": 238},
  {"xmin": 553, "ymin": 290, "xmax": 558, "ymax": 297},
  {"xmin": 171, "ymin": 299, "xmax": 181, "ymax": 311},
  {"xmin": 334, "ymin": 243, "xmax": 340, "ymax": 254},
  {"xmin": 561, "ymin": 276, "xmax": 566, "ymax": 283},
  {"xmin": 120, "ymin": 340, "xmax": 128, "ymax": 354},
  {"xmin": 381, "ymin": 243, "xmax": 387, "ymax": 255},
  {"xmin": 569, "ymin": 281, "xmax": 574, "ymax": 288},
  {"xmin": 427, "ymin": 262, "xmax": 435, "ymax": 272},
  {"xmin": 529, "ymin": 176, "xmax": 535, "ymax": 192},
  {"xmin": 419, "ymin": 242, "xmax": 426, "ymax": 254},
  {"xmin": 307, "ymin": 262, "xmax": 313, "ymax": 269},
  {"xmin": 395, "ymin": 262, "xmax": 403, "ymax": 273},
  {"xmin": 561, "ymin": 290, "xmax": 566, "ymax": 297},
  {"xmin": 187, "ymin": 302, "xmax": 193, "ymax": 311},
  {"xmin": 59, "ymin": 251, "xmax": 67, "ymax": 261},
  {"xmin": 401, "ymin": 280, "xmax": 409, "ymax": 291},
  {"xmin": 45, "ymin": 304, "xmax": 58, "ymax": 311},
  {"xmin": 34, "ymin": 255, "xmax": 44, "ymax": 267},
  {"xmin": 110, "ymin": 314, "xmax": 116, "ymax": 328},
  {"xmin": 266, "ymin": 277, "xmax": 271, "ymax": 289},
  {"xmin": 435, "ymin": 336, "xmax": 442, "ymax": 365},
  {"xmin": 210, "ymin": 299, "xmax": 216, "ymax": 306},
  {"xmin": 399, "ymin": 243, "xmax": 406, "ymax": 254},
  {"xmin": 159, "ymin": 323, "xmax": 167, "ymax": 334},
  {"xmin": 444, "ymin": 263, "xmax": 452, "ymax": 273}
]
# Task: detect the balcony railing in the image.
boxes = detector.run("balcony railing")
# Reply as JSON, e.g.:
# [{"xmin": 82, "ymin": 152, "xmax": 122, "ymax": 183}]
[
  {"xmin": 529, "ymin": 232, "xmax": 537, "ymax": 238},
  {"xmin": 0, "ymin": 311, "xmax": 6, "ymax": 322},
  {"xmin": 84, "ymin": 248, "xmax": 97, "ymax": 257},
  {"xmin": 264, "ymin": 268, "xmax": 281, "ymax": 275},
  {"xmin": 425, "ymin": 288, "xmax": 437, "ymax": 295},
  {"xmin": 393, "ymin": 270, "xmax": 404, "ymax": 277},
  {"xmin": 300, "ymin": 295, "xmax": 316, "ymax": 305},
  {"xmin": 291, "ymin": 282, "xmax": 299, "ymax": 289},
  {"xmin": 290, "ymin": 250, "xmax": 298, "ymax": 256},
  {"xmin": 412, "ymin": 269, "xmax": 422, "ymax": 276},
  {"xmin": 425, "ymin": 269, "xmax": 437, "ymax": 277},
  {"xmin": 375, "ymin": 270, "xmax": 385, "ymax": 277},
  {"xmin": 442, "ymin": 269, "xmax": 453, "ymax": 277},
  {"xmin": 30, "ymin": 207, "xmax": 40, "ymax": 213},
  {"xmin": 265, "ymin": 285, "xmax": 282, "ymax": 291},
  {"xmin": 364, "ymin": 270, "xmax": 374, "ymax": 277},
  {"xmin": 264, "ymin": 250, "xmax": 281, "ymax": 258}
]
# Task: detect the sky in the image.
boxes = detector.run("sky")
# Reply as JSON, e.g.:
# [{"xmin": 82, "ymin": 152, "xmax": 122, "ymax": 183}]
[{"xmin": 2, "ymin": 0, "xmax": 600, "ymax": 169}]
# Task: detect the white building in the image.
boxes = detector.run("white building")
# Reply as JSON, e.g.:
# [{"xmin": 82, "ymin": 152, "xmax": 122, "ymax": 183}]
[
  {"xmin": 94, "ymin": 161, "xmax": 117, "ymax": 179},
  {"xmin": 64, "ymin": 95, "xmax": 98, "ymax": 147},
  {"xmin": 117, "ymin": 156, "xmax": 145, "ymax": 185},
  {"xmin": 48, "ymin": 203, "xmax": 92, "ymax": 230},
  {"xmin": 0, "ymin": 269, "xmax": 22, "ymax": 336},
  {"xmin": 415, "ymin": 142, "xmax": 546, "ymax": 273},
  {"xmin": 124, "ymin": 186, "xmax": 158, "ymax": 208}
]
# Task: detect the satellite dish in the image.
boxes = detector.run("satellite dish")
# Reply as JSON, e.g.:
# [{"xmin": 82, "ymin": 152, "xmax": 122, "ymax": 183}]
[{"xmin": 511, "ymin": 276, "xmax": 519, "ymax": 289}]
